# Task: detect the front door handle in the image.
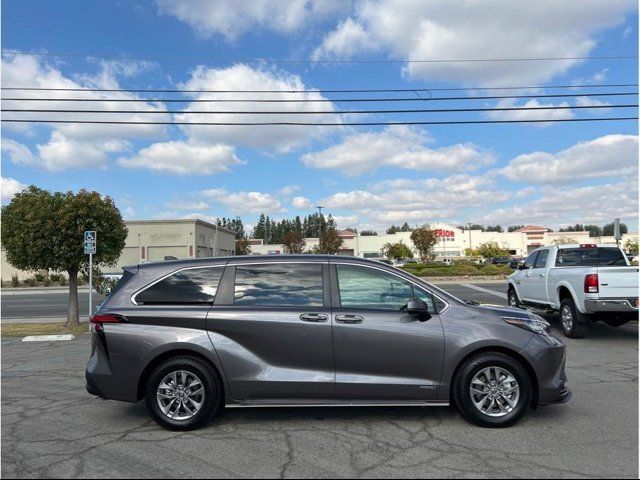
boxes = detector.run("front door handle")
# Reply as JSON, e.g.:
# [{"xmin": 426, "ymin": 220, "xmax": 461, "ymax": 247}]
[
  {"xmin": 335, "ymin": 314, "xmax": 364, "ymax": 324},
  {"xmin": 300, "ymin": 313, "xmax": 328, "ymax": 323}
]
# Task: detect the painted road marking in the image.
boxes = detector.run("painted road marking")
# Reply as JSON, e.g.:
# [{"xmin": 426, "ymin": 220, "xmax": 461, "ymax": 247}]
[
  {"xmin": 461, "ymin": 284, "xmax": 507, "ymax": 299},
  {"xmin": 22, "ymin": 334, "xmax": 76, "ymax": 342}
]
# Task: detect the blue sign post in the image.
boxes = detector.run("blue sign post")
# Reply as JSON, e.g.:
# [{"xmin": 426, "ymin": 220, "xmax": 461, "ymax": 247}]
[{"xmin": 84, "ymin": 231, "xmax": 97, "ymax": 315}]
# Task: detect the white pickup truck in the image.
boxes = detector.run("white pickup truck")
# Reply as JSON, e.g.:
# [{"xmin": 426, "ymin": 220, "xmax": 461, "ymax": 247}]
[{"xmin": 507, "ymin": 244, "xmax": 638, "ymax": 338}]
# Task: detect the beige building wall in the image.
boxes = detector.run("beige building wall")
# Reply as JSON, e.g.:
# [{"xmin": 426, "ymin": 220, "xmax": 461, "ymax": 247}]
[{"xmin": 1, "ymin": 218, "xmax": 237, "ymax": 281}]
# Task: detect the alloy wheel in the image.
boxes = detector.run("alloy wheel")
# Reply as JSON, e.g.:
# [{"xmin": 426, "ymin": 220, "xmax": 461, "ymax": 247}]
[
  {"xmin": 469, "ymin": 366, "xmax": 520, "ymax": 418},
  {"xmin": 156, "ymin": 370, "xmax": 205, "ymax": 421},
  {"xmin": 561, "ymin": 305, "xmax": 574, "ymax": 333}
]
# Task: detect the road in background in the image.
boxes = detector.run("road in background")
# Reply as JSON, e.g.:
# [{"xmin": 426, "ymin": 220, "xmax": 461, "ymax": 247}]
[
  {"xmin": 2, "ymin": 290, "xmax": 105, "ymax": 322},
  {"xmin": 1, "ymin": 282, "xmax": 506, "ymax": 323}
]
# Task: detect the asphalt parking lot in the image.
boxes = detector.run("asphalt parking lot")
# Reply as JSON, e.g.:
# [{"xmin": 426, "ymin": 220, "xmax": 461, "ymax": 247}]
[{"xmin": 2, "ymin": 282, "xmax": 638, "ymax": 478}]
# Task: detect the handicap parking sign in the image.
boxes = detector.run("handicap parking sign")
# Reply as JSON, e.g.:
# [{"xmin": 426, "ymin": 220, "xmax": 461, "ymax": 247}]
[{"xmin": 84, "ymin": 231, "xmax": 97, "ymax": 254}]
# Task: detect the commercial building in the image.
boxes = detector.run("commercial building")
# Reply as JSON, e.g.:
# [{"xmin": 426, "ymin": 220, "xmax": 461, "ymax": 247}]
[
  {"xmin": 1, "ymin": 218, "xmax": 237, "ymax": 282},
  {"xmin": 247, "ymin": 222, "xmax": 638, "ymax": 259}
]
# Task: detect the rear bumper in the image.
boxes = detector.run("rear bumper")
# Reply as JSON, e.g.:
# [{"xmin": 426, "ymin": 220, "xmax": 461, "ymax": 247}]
[{"xmin": 584, "ymin": 298, "xmax": 638, "ymax": 315}]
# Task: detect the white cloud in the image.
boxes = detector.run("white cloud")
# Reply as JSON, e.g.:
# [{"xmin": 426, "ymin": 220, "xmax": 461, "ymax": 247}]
[
  {"xmin": 175, "ymin": 64, "xmax": 341, "ymax": 153},
  {"xmin": 1, "ymin": 54, "xmax": 169, "ymax": 170},
  {"xmin": 302, "ymin": 125, "xmax": 494, "ymax": 175},
  {"xmin": 117, "ymin": 141, "xmax": 244, "ymax": 175},
  {"xmin": 200, "ymin": 188, "xmax": 285, "ymax": 214},
  {"xmin": 313, "ymin": 0, "xmax": 635, "ymax": 85},
  {"xmin": 292, "ymin": 196, "xmax": 312, "ymax": 209},
  {"xmin": 155, "ymin": 0, "xmax": 347, "ymax": 41},
  {"xmin": 1, "ymin": 177, "xmax": 27, "ymax": 202},
  {"xmin": 501, "ymin": 134, "xmax": 639, "ymax": 184},
  {"xmin": 477, "ymin": 179, "xmax": 639, "ymax": 228},
  {"xmin": 485, "ymin": 98, "xmax": 574, "ymax": 124},
  {"xmin": 320, "ymin": 174, "xmax": 511, "ymax": 226},
  {"xmin": 2, "ymin": 138, "xmax": 35, "ymax": 165}
]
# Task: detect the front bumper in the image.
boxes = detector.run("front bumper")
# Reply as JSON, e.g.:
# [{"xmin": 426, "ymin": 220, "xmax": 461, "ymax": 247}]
[
  {"xmin": 521, "ymin": 334, "xmax": 571, "ymax": 406},
  {"xmin": 584, "ymin": 298, "xmax": 638, "ymax": 314}
]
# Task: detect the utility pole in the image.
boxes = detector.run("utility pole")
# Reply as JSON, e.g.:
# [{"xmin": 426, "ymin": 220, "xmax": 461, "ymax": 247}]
[
  {"xmin": 316, "ymin": 206, "xmax": 324, "ymax": 239},
  {"xmin": 467, "ymin": 222, "xmax": 473, "ymax": 253}
]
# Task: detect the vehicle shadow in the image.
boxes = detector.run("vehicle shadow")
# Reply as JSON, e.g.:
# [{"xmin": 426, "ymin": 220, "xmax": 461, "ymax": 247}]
[{"xmin": 541, "ymin": 313, "xmax": 638, "ymax": 341}]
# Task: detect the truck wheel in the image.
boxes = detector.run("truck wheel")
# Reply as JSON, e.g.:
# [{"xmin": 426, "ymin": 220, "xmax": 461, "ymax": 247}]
[
  {"xmin": 559, "ymin": 297, "xmax": 588, "ymax": 339},
  {"xmin": 507, "ymin": 288, "xmax": 521, "ymax": 308}
]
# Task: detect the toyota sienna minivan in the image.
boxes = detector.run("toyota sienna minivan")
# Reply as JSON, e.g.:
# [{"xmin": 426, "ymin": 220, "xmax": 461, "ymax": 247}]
[{"xmin": 86, "ymin": 255, "xmax": 570, "ymax": 430}]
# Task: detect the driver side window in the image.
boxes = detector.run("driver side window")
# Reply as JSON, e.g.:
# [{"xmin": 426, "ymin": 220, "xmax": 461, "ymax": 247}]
[
  {"xmin": 337, "ymin": 264, "xmax": 413, "ymax": 311},
  {"xmin": 523, "ymin": 251, "xmax": 539, "ymax": 269}
]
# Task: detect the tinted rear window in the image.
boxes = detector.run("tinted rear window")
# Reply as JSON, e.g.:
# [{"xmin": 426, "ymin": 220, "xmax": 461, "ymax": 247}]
[
  {"xmin": 234, "ymin": 263, "xmax": 324, "ymax": 307},
  {"xmin": 555, "ymin": 248, "xmax": 627, "ymax": 267},
  {"xmin": 135, "ymin": 267, "xmax": 223, "ymax": 304}
]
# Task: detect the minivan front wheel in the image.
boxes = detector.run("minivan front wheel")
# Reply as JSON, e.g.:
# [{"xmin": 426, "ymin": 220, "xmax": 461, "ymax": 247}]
[
  {"xmin": 453, "ymin": 352, "xmax": 532, "ymax": 428},
  {"xmin": 145, "ymin": 356, "xmax": 221, "ymax": 431}
]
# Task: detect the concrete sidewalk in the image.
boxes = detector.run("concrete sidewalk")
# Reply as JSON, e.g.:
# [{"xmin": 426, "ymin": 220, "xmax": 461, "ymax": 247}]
[{"xmin": 2, "ymin": 286, "xmax": 91, "ymax": 296}]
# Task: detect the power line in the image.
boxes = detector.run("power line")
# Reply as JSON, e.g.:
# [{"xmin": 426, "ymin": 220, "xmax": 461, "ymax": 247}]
[
  {"xmin": 3, "ymin": 104, "xmax": 636, "ymax": 115},
  {"xmin": 2, "ymin": 83, "xmax": 637, "ymax": 94},
  {"xmin": 2, "ymin": 92, "xmax": 636, "ymax": 103},
  {"xmin": 2, "ymin": 49, "xmax": 637, "ymax": 64},
  {"xmin": 2, "ymin": 117, "xmax": 636, "ymax": 126}
]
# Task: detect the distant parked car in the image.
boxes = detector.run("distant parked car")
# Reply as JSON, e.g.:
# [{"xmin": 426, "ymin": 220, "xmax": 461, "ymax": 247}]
[
  {"xmin": 395, "ymin": 258, "xmax": 418, "ymax": 267},
  {"xmin": 375, "ymin": 258, "xmax": 394, "ymax": 265},
  {"xmin": 508, "ymin": 258, "xmax": 524, "ymax": 270},
  {"xmin": 487, "ymin": 256, "xmax": 512, "ymax": 265}
]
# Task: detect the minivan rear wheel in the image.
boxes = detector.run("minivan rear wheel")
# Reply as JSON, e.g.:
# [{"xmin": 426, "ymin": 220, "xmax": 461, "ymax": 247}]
[
  {"xmin": 453, "ymin": 352, "xmax": 532, "ymax": 428},
  {"xmin": 145, "ymin": 356, "xmax": 221, "ymax": 431}
]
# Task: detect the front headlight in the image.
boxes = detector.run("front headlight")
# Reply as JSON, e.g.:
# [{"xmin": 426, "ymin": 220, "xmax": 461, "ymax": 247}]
[{"xmin": 501, "ymin": 315, "xmax": 550, "ymax": 334}]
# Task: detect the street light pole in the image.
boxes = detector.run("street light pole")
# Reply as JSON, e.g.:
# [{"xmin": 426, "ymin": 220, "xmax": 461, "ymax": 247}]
[
  {"xmin": 316, "ymin": 206, "xmax": 324, "ymax": 239},
  {"xmin": 467, "ymin": 222, "xmax": 473, "ymax": 253}
]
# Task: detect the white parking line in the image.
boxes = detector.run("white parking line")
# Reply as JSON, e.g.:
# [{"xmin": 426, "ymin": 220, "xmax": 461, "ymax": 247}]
[{"xmin": 461, "ymin": 284, "xmax": 507, "ymax": 299}]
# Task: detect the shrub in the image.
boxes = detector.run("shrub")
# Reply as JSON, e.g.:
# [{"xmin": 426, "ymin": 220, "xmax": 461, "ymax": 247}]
[
  {"xmin": 480, "ymin": 264, "xmax": 512, "ymax": 276},
  {"xmin": 34, "ymin": 273, "xmax": 45, "ymax": 282},
  {"xmin": 27, "ymin": 278, "xmax": 36, "ymax": 287},
  {"xmin": 451, "ymin": 265, "xmax": 481, "ymax": 276},
  {"xmin": 43, "ymin": 278, "xmax": 51, "ymax": 287},
  {"xmin": 59, "ymin": 275, "xmax": 66, "ymax": 286},
  {"xmin": 11, "ymin": 275, "xmax": 19, "ymax": 287},
  {"xmin": 50, "ymin": 273, "xmax": 60, "ymax": 282}
]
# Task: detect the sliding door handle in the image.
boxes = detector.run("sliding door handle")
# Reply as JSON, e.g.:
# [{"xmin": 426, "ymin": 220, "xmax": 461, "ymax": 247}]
[
  {"xmin": 300, "ymin": 313, "xmax": 328, "ymax": 323},
  {"xmin": 335, "ymin": 314, "xmax": 364, "ymax": 324}
]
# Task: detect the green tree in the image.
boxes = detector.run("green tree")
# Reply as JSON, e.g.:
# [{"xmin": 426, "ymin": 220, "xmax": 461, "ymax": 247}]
[
  {"xmin": 603, "ymin": 222, "xmax": 628, "ymax": 237},
  {"xmin": 410, "ymin": 226, "xmax": 438, "ymax": 263},
  {"xmin": 475, "ymin": 241, "xmax": 509, "ymax": 258},
  {"xmin": 317, "ymin": 228, "xmax": 343, "ymax": 254},
  {"xmin": 2, "ymin": 186, "xmax": 127, "ymax": 326},
  {"xmin": 552, "ymin": 237, "xmax": 577, "ymax": 245},
  {"xmin": 624, "ymin": 238, "xmax": 639, "ymax": 255},
  {"xmin": 235, "ymin": 237, "xmax": 252, "ymax": 255},
  {"xmin": 360, "ymin": 230, "xmax": 378, "ymax": 236},
  {"xmin": 507, "ymin": 225, "xmax": 524, "ymax": 232},
  {"xmin": 282, "ymin": 231, "xmax": 306, "ymax": 254},
  {"xmin": 382, "ymin": 241, "xmax": 413, "ymax": 261}
]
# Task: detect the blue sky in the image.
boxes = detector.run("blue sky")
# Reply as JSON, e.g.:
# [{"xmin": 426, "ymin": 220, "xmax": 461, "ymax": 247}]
[{"xmin": 2, "ymin": 0, "xmax": 638, "ymax": 233}]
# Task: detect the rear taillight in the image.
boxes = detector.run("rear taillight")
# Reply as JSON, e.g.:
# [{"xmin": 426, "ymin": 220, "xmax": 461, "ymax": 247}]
[
  {"xmin": 584, "ymin": 274, "xmax": 599, "ymax": 294},
  {"xmin": 90, "ymin": 314, "xmax": 125, "ymax": 332}
]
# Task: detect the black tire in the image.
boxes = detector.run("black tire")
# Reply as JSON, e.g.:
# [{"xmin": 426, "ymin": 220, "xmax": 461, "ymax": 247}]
[
  {"xmin": 559, "ymin": 297, "xmax": 588, "ymax": 339},
  {"xmin": 507, "ymin": 288, "xmax": 521, "ymax": 308},
  {"xmin": 145, "ymin": 356, "xmax": 222, "ymax": 431},
  {"xmin": 453, "ymin": 352, "xmax": 532, "ymax": 428}
]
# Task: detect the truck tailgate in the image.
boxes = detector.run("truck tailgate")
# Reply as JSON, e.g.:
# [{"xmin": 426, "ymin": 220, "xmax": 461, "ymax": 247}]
[{"xmin": 597, "ymin": 267, "xmax": 639, "ymax": 298}]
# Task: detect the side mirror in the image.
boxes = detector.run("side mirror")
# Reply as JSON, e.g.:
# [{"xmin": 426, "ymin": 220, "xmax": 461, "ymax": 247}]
[
  {"xmin": 517, "ymin": 264, "xmax": 527, "ymax": 270},
  {"xmin": 404, "ymin": 297, "xmax": 432, "ymax": 322}
]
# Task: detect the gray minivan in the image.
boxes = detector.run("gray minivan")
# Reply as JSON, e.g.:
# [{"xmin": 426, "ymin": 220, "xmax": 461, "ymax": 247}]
[{"xmin": 86, "ymin": 255, "xmax": 570, "ymax": 430}]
